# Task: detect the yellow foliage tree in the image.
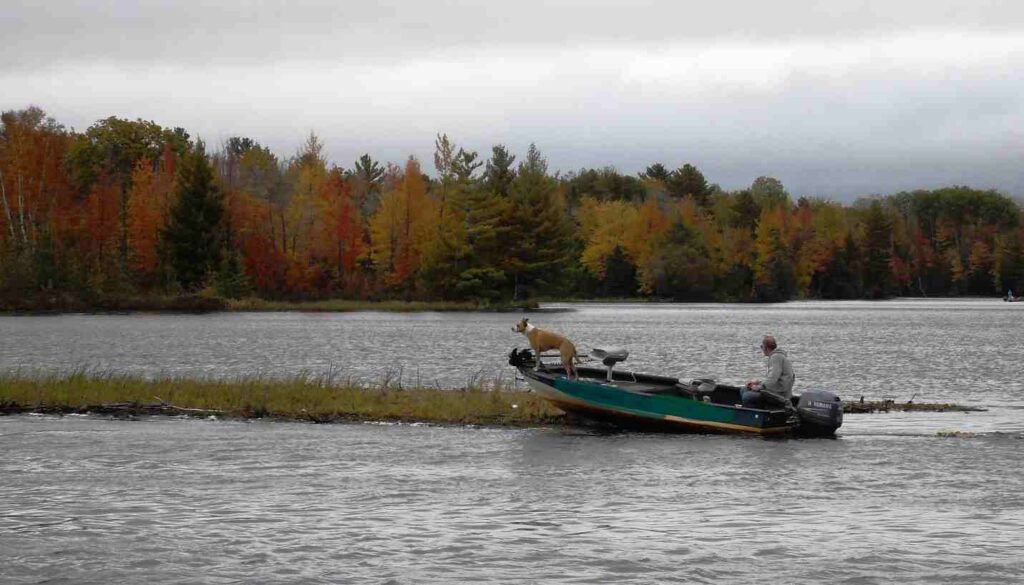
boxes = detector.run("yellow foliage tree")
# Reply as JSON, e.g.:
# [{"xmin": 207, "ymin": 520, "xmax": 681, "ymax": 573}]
[
  {"xmin": 623, "ymin": 197, "xmax": 669, "ymax": 273},
  {"xmin": 284, "ymin": 136, "xmax": 327, "ymax": 257},
  {"xmin": 576, "ymin": 197, "xmax": 639, "ymax": 279},
  {"xmin": 370, "ymin": 157, "xmax": 437, "ymax": 288}
]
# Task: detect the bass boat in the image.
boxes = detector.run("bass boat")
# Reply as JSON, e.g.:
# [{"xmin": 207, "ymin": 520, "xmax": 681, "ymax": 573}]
[{"xmin": 510, "ymin": 347, "xmax": 843, "ymax": 437}]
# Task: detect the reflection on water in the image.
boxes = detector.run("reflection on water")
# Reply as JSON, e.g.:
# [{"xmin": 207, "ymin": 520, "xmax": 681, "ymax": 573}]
[{"xmin": 1, "ymin": 415, "xmax": 1022, "ymax": 584}]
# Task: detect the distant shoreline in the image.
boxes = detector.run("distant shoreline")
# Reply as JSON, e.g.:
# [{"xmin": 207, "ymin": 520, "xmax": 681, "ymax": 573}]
[
  {"xmin": 0, "ymin": 296, "xmax": 550, "ymax": 315},
  {"xmin": 0, "ymin": 295, "xmax": 1012, "ymax": 315}
]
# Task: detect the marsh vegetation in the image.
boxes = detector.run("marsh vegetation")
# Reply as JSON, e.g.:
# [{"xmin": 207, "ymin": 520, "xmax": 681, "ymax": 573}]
[{"xmin": 0, "ymin": 371, "xmax": 978, "ymax": 427}]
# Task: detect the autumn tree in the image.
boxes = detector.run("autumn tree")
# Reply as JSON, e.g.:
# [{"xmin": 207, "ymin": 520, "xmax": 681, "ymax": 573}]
[
  {"xmin": 753, "ymin": 206, "xmax": 796, "ymax": 301},
  {"xmin": 370, "ymin": 157, "xmax": 436, "ymax": 294},
  {"xmin": 283, "ymin": 132, "xmax": 328, "ymax": 257},
  {"xmin": 641, "ymin": 219, "xmax": 714, "ymax": 300},
  {"xmin": 750, "ymin": 176, "xmax": 790, "ymax": 210},
  {"xmin": 310, "ymin": 168, "xmax": 364, "ymax": 294},
  {"xmin": 125, "ymin": 149, "xmax": 177, "ymax": 288},
  {"xmin": 0, "ymin": 107, "xmax": 76, "ymax": 298},
  {"xmin": 576, "ymin": 197, "xmax": 639, "ymax": 290},
  {"xmin": 67, "ymin": 117, "xmax": 189, "ymax": 274}
]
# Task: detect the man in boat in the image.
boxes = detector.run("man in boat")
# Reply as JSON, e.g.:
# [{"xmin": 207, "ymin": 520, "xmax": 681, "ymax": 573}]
[{"xmin": 742, "ymin": 335, "xmax": 795, "ymax": 410}]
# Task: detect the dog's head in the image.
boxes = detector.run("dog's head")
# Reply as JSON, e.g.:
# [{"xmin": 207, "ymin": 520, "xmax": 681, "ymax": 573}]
[{"xmin": 513, "ymin": 317, "xmax": 530, "ymax": 333}]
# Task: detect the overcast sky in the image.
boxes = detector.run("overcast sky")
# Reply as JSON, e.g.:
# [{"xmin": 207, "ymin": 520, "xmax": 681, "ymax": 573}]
[{"xmin": 4, "ymin": 0, "xmax": 1023, "ymax": 200}]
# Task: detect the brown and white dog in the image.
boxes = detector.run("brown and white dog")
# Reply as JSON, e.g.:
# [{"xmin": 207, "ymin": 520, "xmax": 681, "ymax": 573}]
[{"xmin": 513, "ymin": 318, "xmax": 579, "ymax": 378}]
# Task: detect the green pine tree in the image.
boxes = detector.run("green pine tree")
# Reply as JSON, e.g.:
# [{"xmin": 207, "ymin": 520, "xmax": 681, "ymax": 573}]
[
  {"xmin": 861, "ymin": 200, "xmax": 894, "ymax": 299},
  {"xmin": 484, "ymin": 145, "xmax": 516, "ymax": 198},
  {"xmin": 646, "ymin": 221, "xmax": 714, "ymax": 300},
  {"xmin": 163, "ymin": 141, "xmax": 224, "ymax": 291},
  {"xmin": 504, "ymin": 144, "xmax": 572, "ymax": 300},
  {"xmin": 213, "ymin": 251, "xmax": 249, "ymax": 299},
  {"xmin": 667, "ymin": 163, "xmax": 710, "ymax": 206}
]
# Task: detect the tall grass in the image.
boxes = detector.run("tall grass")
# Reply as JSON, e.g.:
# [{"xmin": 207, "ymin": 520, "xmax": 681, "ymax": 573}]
[{"xmin": 0, "ymin": 369, "xmax": 564, "ymax": 426}]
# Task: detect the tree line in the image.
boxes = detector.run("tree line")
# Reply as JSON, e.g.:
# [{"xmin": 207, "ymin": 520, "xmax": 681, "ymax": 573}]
[{"xmin": 2, "ymin": 106, "xmax": 1022, "ymax": 307}]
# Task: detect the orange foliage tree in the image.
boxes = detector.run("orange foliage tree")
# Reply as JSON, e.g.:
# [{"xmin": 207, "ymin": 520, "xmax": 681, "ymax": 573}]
[{"xmin": 370, "ymin": 157, "xmax": 437, "ymax": 292}]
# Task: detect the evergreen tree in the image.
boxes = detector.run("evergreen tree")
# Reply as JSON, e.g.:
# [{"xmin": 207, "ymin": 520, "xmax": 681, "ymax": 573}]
[
  {"xmin": 996, "ymin": 233, "xmax": 1024, "ymax": 296},
  {"xmin": 163, "ymin": 141, "xmax": 224, "ymax": 290},
  {"xmin": 600, "ymin": 245, "xmax": 638, "ymax": 297},
  {"xmin": 814, "ymin": 237, "xmax": 863, "ymax": 299},
  {"xmin": 861, "ymin": 200, "xmax": 894, "ymax": 298},
  {"xmin": 452, "ymin": 148, "xmax": 508, "ymax": 300},
  {"xmin": 564, "ymin": 167, "xmax": 645, "ymax": 204},
  {"xmin": 644, "ymin": 220, "xmax": 714, "ymax": 300},
  {"xmin": 505, "ymin": 144, "xmax": 571, "ymax": 300},
  {"xmin": 643, "ymin": 163, "xmax": 670, "ymax": 182},
  {"xmin": 350, "ymin": 153, "xmax": 385, "ymax": 218},
  {"xmin": 484, "ymin": 145, "xmax": 516, "ymax": 198},
  {"xmin": 422, "ymin": 140, "xmax": 504, "ymax": 300},
  {"xmin": 667, "ymin": 164, "xmax": 710, "ymax": 206},
  {"xmin": 214, "ymin": 251, "xmax": 249, "ymax": 299},
  {"xmin": 730, "ymin": 189, "xmax": 761, "ymax": 231}
]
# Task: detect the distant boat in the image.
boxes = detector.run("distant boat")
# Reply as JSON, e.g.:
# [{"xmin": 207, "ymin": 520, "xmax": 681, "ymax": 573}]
[{"xmin": 509, "ymin": 347, "xmax": 843, "ymax": 437}]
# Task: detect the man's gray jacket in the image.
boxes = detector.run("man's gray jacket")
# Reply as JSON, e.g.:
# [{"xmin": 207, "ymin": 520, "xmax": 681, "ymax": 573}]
[{"xmin": 762, "ymin": 349, "xmax": 795, "ymax": 405}]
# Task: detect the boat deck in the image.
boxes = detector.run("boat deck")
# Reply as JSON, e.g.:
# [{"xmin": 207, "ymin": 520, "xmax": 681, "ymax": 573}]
[{"xmin": 562, "ymin": 368, "xmax": 750, "ymax": 408}]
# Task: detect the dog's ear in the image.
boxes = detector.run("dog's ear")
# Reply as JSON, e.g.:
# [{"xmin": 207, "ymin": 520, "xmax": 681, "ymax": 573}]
[{"xmin": 524, "ymin": 318, "xmax": 529, "ymax": 323}]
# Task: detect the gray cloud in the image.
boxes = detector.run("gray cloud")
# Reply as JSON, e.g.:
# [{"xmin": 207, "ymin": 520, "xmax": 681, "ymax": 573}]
[
  {"xmin": 5, "ymin": 0, "xmax": 1024, "ymax": 70},
  {"xmin": 3, "ymin": 1, "xmax": 1024, "ymax": 199}
]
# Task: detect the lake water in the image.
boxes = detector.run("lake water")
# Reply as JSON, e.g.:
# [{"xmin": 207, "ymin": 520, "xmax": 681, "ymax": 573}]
[{"xmin": 2, "ymin": 300, "xmax": 1023, "ymax": 583}]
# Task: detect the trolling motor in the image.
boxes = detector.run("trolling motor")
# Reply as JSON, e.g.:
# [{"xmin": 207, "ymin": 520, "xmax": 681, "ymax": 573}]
[
  {"xmin": 591, "ymin": 347, "xmax": 629, "ymax": 381},
  {"xmin": 508, "ymin": 348, "xmax": 535, "ymax": 368}
]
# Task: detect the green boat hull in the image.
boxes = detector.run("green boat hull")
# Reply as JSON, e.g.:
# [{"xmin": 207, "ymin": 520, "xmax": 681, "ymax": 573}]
[{"xmin": 519, "ymin": 365, "xmax": 794, "ymax": 435}]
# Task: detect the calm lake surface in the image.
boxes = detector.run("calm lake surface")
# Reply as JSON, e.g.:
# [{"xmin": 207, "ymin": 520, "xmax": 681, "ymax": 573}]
[{"xmin": 2, "ymin": 300, "xmax": 1023, "ymax": 583}]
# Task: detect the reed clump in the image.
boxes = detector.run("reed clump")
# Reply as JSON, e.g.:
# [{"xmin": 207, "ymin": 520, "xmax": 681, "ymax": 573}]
[
  {"xmin": 0, "ymin": 369, "xmax": 564, "ymax": 427},
  {"xmin": 842, "ymin": 399, "xmax": 983, "ymax": 413}
]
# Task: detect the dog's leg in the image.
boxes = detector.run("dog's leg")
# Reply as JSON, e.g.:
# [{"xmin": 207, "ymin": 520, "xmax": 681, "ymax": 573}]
[{"xmin": 560, "ymin": 345, "xmax": 576, "ymax": 379}]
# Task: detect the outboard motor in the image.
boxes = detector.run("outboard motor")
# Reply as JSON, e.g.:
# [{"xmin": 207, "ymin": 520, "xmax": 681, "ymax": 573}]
[
  {"xmin": 795, "ymin": 390, "xmax": 843, "ymax": 437},
  {"xmin": 508, "ymin": 348, "xmax": 536, "ymax": 368}
]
